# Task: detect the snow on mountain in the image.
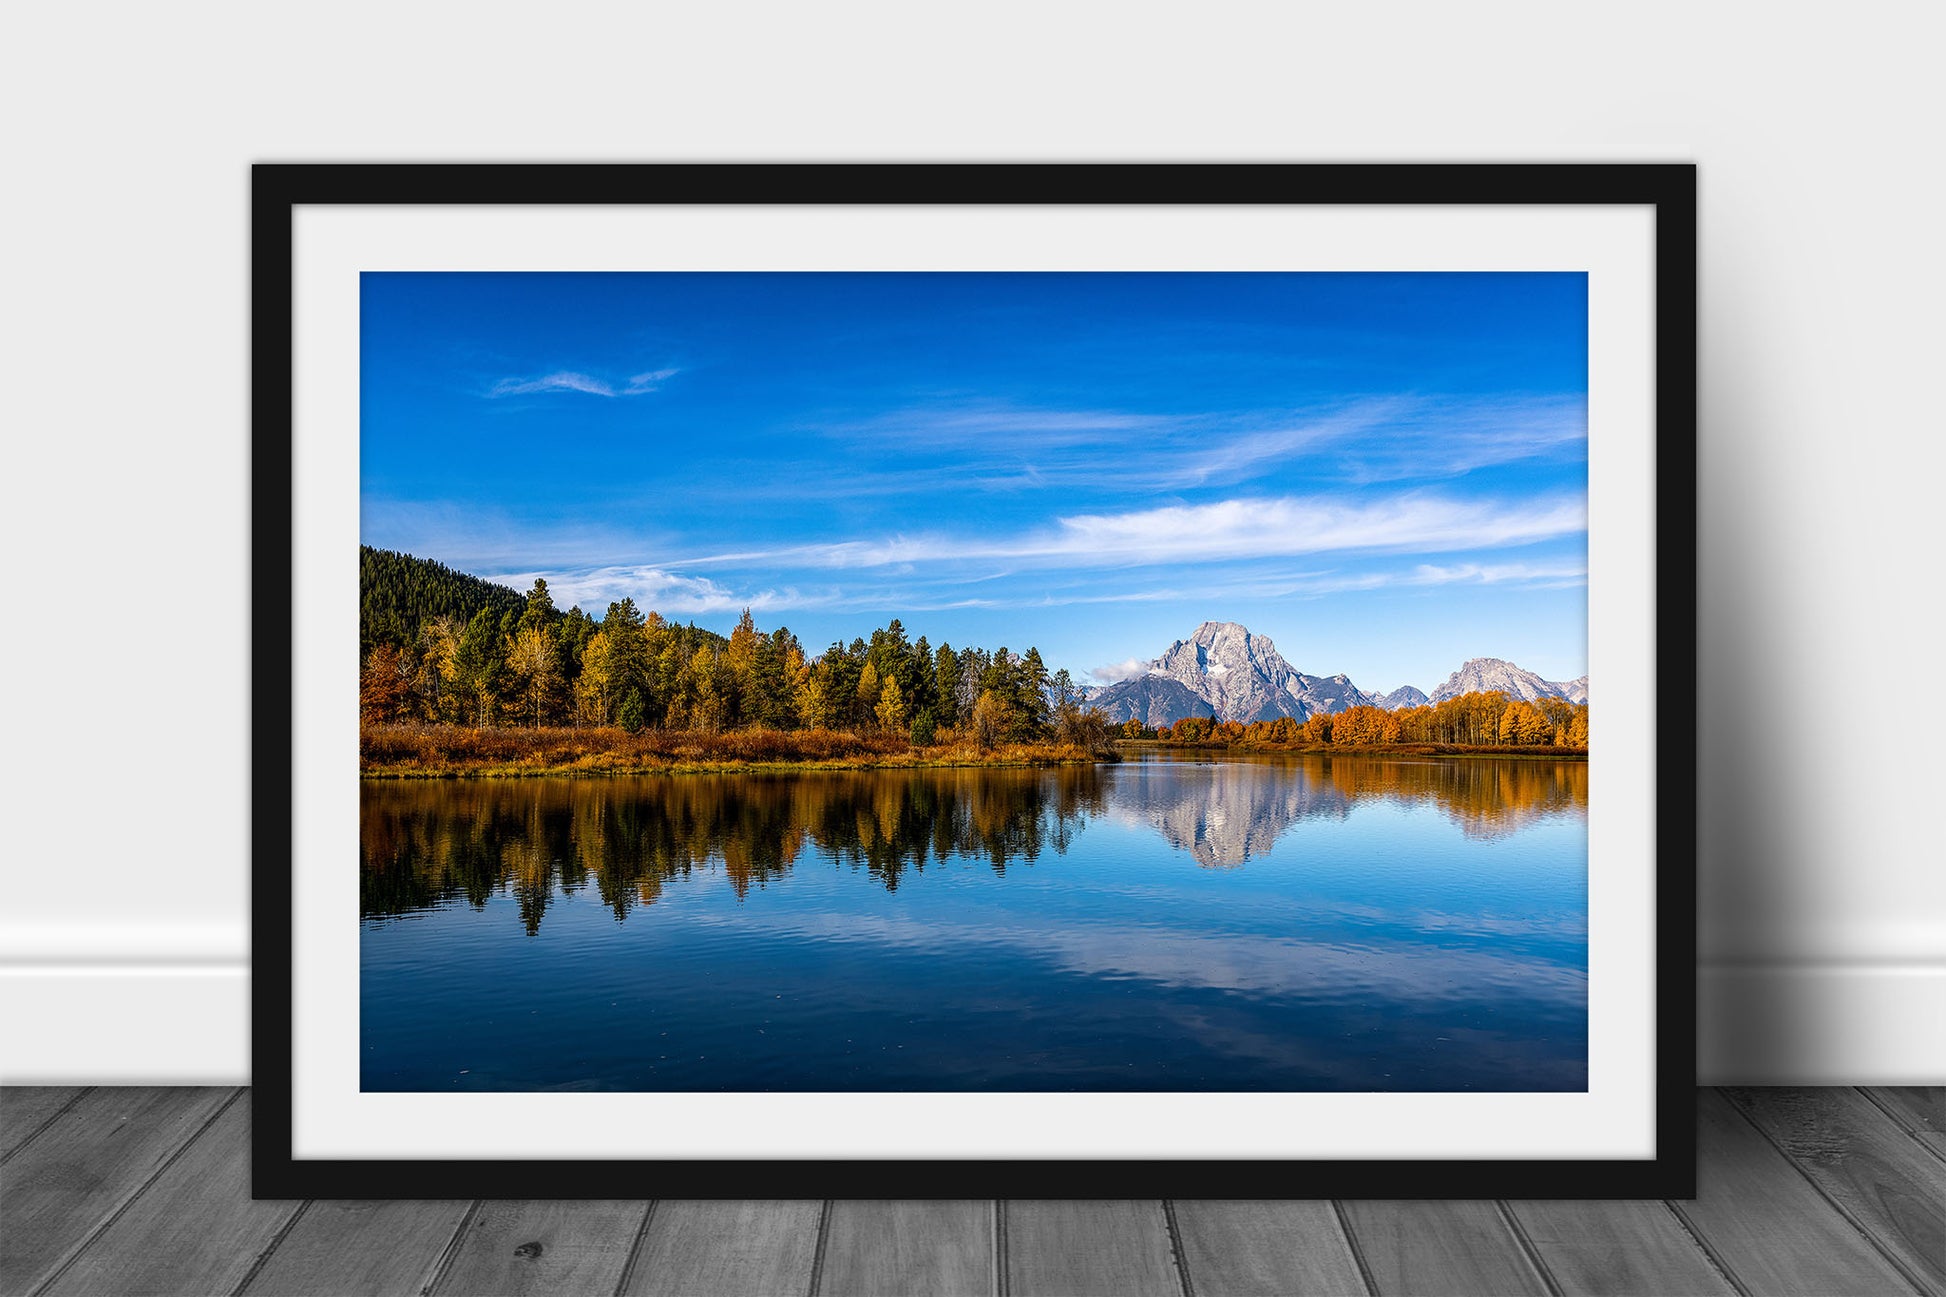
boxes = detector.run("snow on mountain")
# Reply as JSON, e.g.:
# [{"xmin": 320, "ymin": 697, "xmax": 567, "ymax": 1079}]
[
  {"xmin": 1429, "ymin": 657, "xmax": 1586, "ymax": 705},
  {"xmin": 1375, "ymin": 685, "xmax": 1430, "ymax": 711},
  {"xmin": 1081, "ymin": 633, "xmax": 1588, "ymax": 727},
  {"xmin": 1088, "ymin": 621, "xmax": 1378, "ymax": 726}
]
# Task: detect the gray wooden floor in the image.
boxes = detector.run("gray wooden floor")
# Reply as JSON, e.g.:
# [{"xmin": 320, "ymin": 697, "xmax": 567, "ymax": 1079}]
[{"xmin": 0, "ymin": 1088, "xmax": 1939, "ymax": 1297}]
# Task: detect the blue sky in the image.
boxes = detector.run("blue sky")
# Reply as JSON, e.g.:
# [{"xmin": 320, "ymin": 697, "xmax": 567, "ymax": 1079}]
[{"xmin": 361, "ymin": 271, "xmax": 1588, "ymax": 693}]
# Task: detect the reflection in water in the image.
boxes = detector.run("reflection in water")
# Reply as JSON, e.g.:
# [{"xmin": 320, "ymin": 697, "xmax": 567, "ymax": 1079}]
[
  {"xmin": 362, "ymin": 756, "xmax": 1587, "ymax": 927},
  {"xmin": 362, "ymin": 765, "xmax": 1109, "ymax": 933},
  {"xmin": 1120, "ymin": 754, "xmax": 1587, "ymax": 867},
  {"xmin": 361, "ymin": 754, "xmax": 1589, "ymax": 1092}
]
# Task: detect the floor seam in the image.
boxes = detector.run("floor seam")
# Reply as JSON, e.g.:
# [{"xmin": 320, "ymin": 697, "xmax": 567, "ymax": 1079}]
[
  {"xmin": 26, "ymin": 1086, "xmax": 243, "ymax": 1297},
  {"xmin": 1856, "ymin": 1086, "xmax": 1946, "ymax": 1170},
  {"xmin": 1719, "ymin": 1090, "xmax": 1933, "ymax": 1296},
  {"xmin": 1161, "ymin": 1200, "xmax": 1196, "ymax": 1297},
  {"xmin": 1495, "ymin": 1199, "xmax": 1563, "ymax": 1297},
  {"xmin": 0, "ymin": 1086, "xmax": 93, "ymax": 1168},
  {"xmin": 229, "ymin": 1198, "xmax": 312, "ymax": 1297},
  {"xmin": 610, "ymin": 1199, "xmax": 658, "ymax": 1297},
  {"xmin": 806, "ymin": 1199, "xmax": 834, "ymax": 1297},
  {"xmin": 418, "ymin": 1199, "xmax": 483, "ymax": 1297},
  {"xmin": 1330, "ymin": 1201, "xmax": 1381, "ymax": 1297},
  {"xmin": 1664, "ymin": 1198, "xmax": 1754, "ymax": 1297}
]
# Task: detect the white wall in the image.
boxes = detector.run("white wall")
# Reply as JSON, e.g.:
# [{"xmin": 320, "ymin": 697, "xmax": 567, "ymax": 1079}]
[{"xmin": 2, "ymin": 1, "xmax": 1939, "ymax": 1085}]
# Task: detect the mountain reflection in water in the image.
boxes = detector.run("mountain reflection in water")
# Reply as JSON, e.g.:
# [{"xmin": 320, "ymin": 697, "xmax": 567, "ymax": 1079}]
[{"xmin": 361, "ymin": 755, "xmax": 1586, "ymax": 931}]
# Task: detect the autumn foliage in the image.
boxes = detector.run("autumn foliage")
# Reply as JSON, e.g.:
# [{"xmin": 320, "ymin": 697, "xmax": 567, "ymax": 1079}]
[
  {"xmin": 360, "ymin": 722, "xmax": 1112, "ymax": 777},
  {"xmin": 360, "ymin": 548, "xmax": 1117, "ymax": 766},
  {"xmin": 1151, "ymin": 691, "xmax": 1588, "ymax": 754}
]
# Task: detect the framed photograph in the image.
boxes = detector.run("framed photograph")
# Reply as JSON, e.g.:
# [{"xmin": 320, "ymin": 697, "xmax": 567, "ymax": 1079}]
[{"xmin": 254, "ymin": 164, "xmax": 1696, "ymax": 1198}]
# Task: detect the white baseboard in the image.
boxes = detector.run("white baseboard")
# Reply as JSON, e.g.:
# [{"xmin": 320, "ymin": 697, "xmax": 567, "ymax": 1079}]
[
  {"xmin": 1696, "ymin": 962, "xmax": 1946, "ymax": 1085},
  {"xmin": 0, "ymin": 966, "xmax": 249, "ymax": 1085},
  {"xmin": 3, "ymin": 962, "xmax": 1941, "ymax": 1086}
]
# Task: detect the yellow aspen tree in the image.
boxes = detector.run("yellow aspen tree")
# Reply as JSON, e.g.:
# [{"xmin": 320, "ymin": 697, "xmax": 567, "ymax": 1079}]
[
  {"xmin": 970, "ymin": 689, "xmax": 1009, "ymax": 750},
  {"xmin": 575, "ymin": 630, "xmax": 617, "ymax": 725},
  {"xmin": 1568, "ymin": 708, "xmax": 1590, "ymax": 747},
  {"xmin": 856, "ymin": 660, "xmax": 881, "ymax": 726},
  {"xmin": 783, "ymin": 643, "xmax": 811, "ymax": 727},
  {"xmin": 874, "ymin": 674, "xmax": 907, "ymax": 733},
  {"xmin": 506, "ymin": 624, "xmax": 562, "ymax": 727}
]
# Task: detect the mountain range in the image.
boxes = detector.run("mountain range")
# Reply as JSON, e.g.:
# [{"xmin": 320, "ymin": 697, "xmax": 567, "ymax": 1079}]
[
  {"xmin": 1085, "ymin": 622, "xmax": 1586, "ymax": 727},
  {"xmin": 1429, "ymin": 657, "xmax": 1588, "ymax": 707}
]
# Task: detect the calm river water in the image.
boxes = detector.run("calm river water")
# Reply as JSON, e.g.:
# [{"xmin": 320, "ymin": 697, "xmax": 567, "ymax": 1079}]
[{"xmin": 360, "ymin": 753, "xmax": 1587, "ymax": 1092}]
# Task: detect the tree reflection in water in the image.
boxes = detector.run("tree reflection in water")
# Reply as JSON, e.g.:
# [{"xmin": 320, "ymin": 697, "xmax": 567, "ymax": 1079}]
[
  {"xmin": 360, "ymin": 756, "xmax": 1587, "ymax": 932},
  {"xmin": 361, "ymin": 765, "xmax": 1108, "ymax": 932}
]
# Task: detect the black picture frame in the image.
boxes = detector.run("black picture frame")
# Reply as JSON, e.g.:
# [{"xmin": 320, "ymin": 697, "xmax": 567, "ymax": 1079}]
[{"xmin": 252, "ymin": 162, "xmax": 1697, "ymax": 1200}]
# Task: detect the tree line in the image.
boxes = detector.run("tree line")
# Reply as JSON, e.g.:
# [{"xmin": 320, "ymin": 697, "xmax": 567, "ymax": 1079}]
[
  {"xmin": 360, "ymin": 549, "xmax": 1586, "ymax": 755},
  {"xmin": 359, "ymin": 547, "xmax": 1107, "ymax": 750},
  {"xmin": 1147, "ymin": 691, "xmax": 1589, "ymax": 750}
]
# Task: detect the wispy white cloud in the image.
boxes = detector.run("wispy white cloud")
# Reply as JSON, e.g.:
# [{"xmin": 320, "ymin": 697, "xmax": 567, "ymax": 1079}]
[
  {"xmin": 680, "ymin": 491, "xmax": 1587, "ymax": 573},
  {"xmin": 773, "ymin": 393, "xmax": 1585, "ymax": 499},
  {"xmin": 964, "ymin": 558, "xmax": 1583, "ymax": 613},
  {"xmin": 360, "ymin": 499, "xmax": 664, "ymax": 573},
  {"xmin": 1165, "ymin": 401, "xmax": 1408, "ymax": 487},
  {"xmin": 1344, "ymin": 395, "xmax": 1587, "ymax": 483},
  {"xmin": 486, "ymin": 366, "xmax": 679, "ymax": 399},
  {"xmin": 1089, "ymin": 657, "xmax": 1154, "ymax": 683},
  {"xmin": 370, "ymin": 493, "xmax": 1585, "ymax": 628},
  {"xmin": 797, "ymin": 400, "xmax": 1391, "ymax": 495},
  {"xmin": 624, "ymin": 367, "xmax": 679, "ymax": 394},
  {"xmin": 1041, "ymin": 495, "xmax": 1585, "ymax": 566},
  {"xmin": 488, "ymin": 371, "xmax": 617, "ymax": 398},
  {"xmin": 1408, "ymin": 561, "xmax": 1587, "ymax": 588},
  {"xmin": 489, "ymin": 564, "xmax": 822, "ymax": 617},
  {"xmin": 818, "ymin": 402, "xmax": 1168, "ymax": 451}
]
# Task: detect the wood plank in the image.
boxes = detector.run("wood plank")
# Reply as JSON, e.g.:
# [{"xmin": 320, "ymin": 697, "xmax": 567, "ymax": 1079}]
[
  {"xmin": 620, "ymin": 1200, "xmax": 822, "ymax": 1297},
  {"xmin": 41, "ymin": 1093, "xmax": 303, "ymax": 1297},
  {"xmin": 1171, "ymin": 1200, "xmax": 1368, "ymax": 1297},
  {"xmin": 0, "ymin": 1085, "xmax": 234, "ymax": 1295},
  {"xmin": 1866, "ymin": 1087, "xmax": 1946, "ymax": 1161},
  {"xmin": 1672, "ymin": 1089, "xmax": 1922, "ymax": 1297},
  {"xmin": 1004, "ymin": 1200, "xmax": 1178, "ymax": 1297},
  {"xmin": 1336, "ymin": 1200, "xmax": 1550, "ymax": 1297},
  {"xmin": 431, "ymin": 1199, "xmax": 651, "ymax": 1297},
  {"xmin": 0, "ymin": 1085, "xmax": 85, "ymax": 1160},
  {"xmin": 240, "ymin": 1198, "xmax": 474, "ymax": 1296},
  {"xmin": 1728, "ymin": 1086, "xmax": 1946, "ymax": 1295},
  {"xmin": 1505, "ymin": 1199, "xmax": 1736, "ymax": 1296},
  {"xmin": 817, "ymin": 1200, "xmax": 993, "ymax": 1297}
]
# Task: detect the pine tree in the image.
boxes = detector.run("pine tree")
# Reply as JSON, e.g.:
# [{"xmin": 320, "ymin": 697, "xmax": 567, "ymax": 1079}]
[
  {"xmin": 617, "ymin": 688, "xmax": 646, "ymax": 734},
  {"xmin": 451, "ymin": 608, "xmax": 506, "ymax": 726},
  {"xmin": 518, "ymin": 578, "xmax": 558, "ymax": 635}
]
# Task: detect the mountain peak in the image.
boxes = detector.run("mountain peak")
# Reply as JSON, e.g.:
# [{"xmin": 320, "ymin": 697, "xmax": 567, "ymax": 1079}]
[
  {"xmin": 1376, "ymin": 685, "xmax": 1430, "ymax": 711},
  {"xmin": 1087, "ymin": 624, "xmax": 1587, "ymax": 726},
  {"xmin": 1431, "ymin": 658, "xmax": 1586, "ymax": 706},
  {"xmin": 1091, "ymin": 621, "xmax": 1375, "ymax": 726},
  {"xmin": 1186, "ymin": 620, "xmax": 1260, "ymax": 651}
]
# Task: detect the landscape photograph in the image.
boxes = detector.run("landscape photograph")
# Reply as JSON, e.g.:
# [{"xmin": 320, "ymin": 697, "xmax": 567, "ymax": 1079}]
[{"xmin": 358, "ymin": 270, "xmax": 1591, "ymax": 1093}]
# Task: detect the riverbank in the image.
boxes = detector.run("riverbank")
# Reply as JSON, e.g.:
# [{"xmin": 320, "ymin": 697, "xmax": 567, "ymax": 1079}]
[{"xmin": 360, "ymin": 723, "xmax": 1114, "ymax": 778}]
